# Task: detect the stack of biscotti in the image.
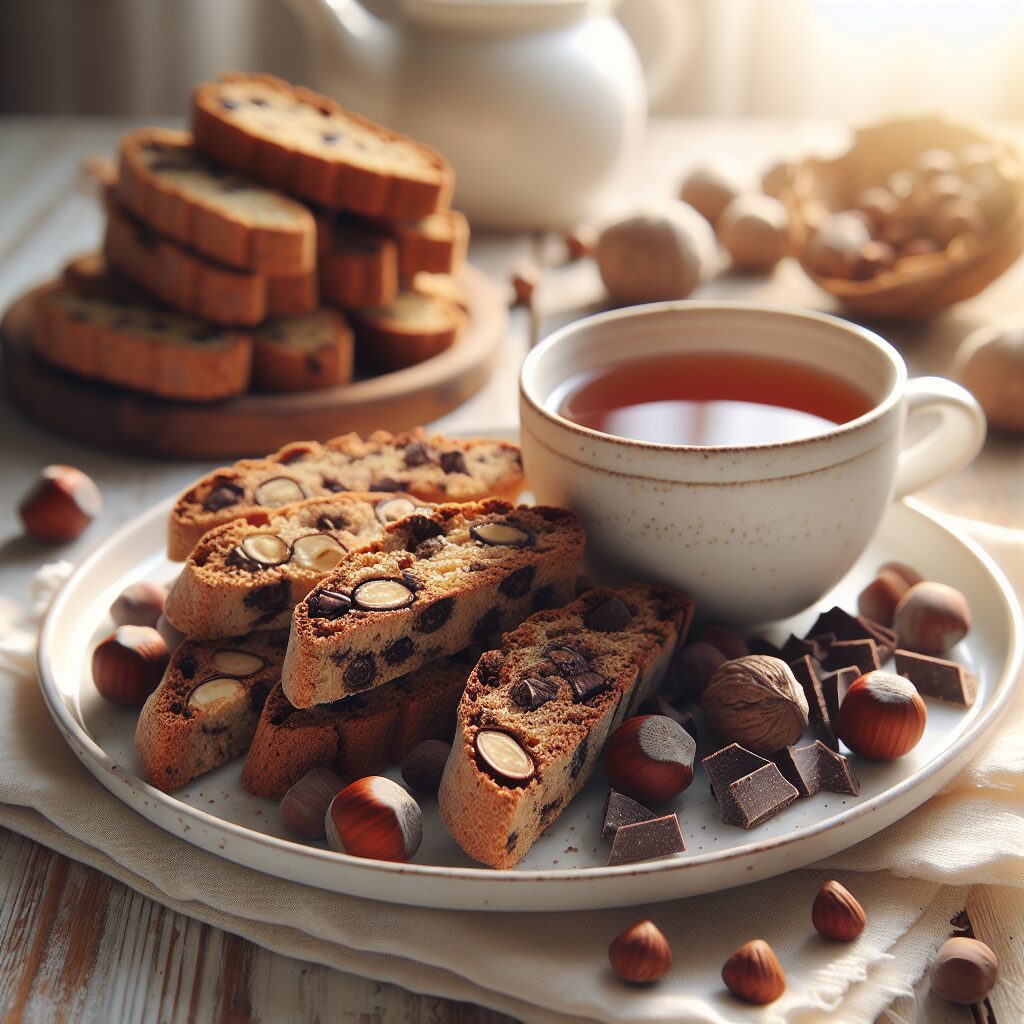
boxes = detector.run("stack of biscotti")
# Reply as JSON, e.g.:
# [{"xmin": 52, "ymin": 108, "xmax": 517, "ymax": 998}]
[{"xmin": 32, "ymin": 73, "xmax": 470, "ymax": 404}]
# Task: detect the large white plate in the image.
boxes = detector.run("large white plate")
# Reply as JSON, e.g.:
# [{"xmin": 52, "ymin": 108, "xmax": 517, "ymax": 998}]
[{"xmin": 38, "ymin": 492, "xmax": 1022, "ymax": 911}]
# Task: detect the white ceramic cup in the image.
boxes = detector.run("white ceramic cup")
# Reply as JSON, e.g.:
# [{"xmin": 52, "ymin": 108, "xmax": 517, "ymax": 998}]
[{"xmin": 519, "ymin": 301, "xmax": 986, "ymax": 627}]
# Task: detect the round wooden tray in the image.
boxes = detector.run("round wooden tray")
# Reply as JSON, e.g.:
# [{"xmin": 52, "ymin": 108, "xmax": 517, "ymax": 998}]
[{"xmin": 0, "ymin": 265, "xmax": 506, "ymax": 459}]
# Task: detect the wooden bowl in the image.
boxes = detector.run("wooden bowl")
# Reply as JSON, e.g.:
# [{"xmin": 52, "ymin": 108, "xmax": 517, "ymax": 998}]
[{"xmin": 784, "ymin": 116, "xmax": 1024, "ymax": 320}]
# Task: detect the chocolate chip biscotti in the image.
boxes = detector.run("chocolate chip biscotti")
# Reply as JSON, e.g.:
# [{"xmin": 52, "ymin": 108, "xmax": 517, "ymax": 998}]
[
  {"xmin": 252, "ymin": 308, "xmax": 354, "ymax": 392},
  {"xmin": 438, "ymin": 585, "xmax": 693, "ymax": 868},
  {"xmin": 33, "ymin": 287, "xmax": 252, "ymax": 402},
  {"xmin": 242, "ymin": 657, "xmax": 471, "ymax": 798},
  {"xmin": 135, "ymin": 630, "xmax": 287, "ymax": 792},
  {"xmin": 192, "ymin": 73, "xmax": 453, "ymax": 220},
  {"xmin": 282, "ymin": 500, "xmax": 584, "ymax": 707},
  {"xmin": 317, "ymin": 219, "xmax": 399, "ymax": 309},
  {"xmin": 167, "ymin": 428, "xmax": 525, "ymax": 559},
  {"xmin": 116, "ymin": 127, "xmax": 317, "ymax": 273},
  {"xmin": 163, "ymin": 492, "xmax": 415, "ymax": 638}
]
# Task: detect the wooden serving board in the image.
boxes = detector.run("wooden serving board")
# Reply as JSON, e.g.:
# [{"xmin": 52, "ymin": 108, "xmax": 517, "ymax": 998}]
[{"xmin": 0, "ymin": 265, "xmax": 506, "ymax": 459}]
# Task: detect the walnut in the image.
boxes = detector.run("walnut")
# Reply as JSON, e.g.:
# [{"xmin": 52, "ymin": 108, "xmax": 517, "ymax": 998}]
[{"xmin": 701, "ymin": 655, "xmax": 809, "ymax": 754}]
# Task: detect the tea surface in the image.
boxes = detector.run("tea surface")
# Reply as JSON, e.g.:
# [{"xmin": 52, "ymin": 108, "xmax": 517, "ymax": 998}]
[{"xmin": 556, "ymin": 352, "xmax": 874, "ymax": 447}]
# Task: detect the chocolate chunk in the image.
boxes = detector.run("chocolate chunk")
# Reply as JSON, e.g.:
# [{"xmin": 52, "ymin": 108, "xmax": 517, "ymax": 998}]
[
  {"xmin": 343, "ymin": 653, "xmax": 377, "ymax": 691},
  {"xmin": 601, "ymin": 789, "xmax": 657, "ymax": 839},
  {"xmin": 823, "ymin": 639, "xmax": 880, "ymax": 675},
  {"xmin": 819, "ymin": 666, "xmax": 859, "ymax": 728},
  {"xmin": 570, "ymin": 670, "xmax": 609, "ymax": 703},
  {"xmin": 371, "ymin": 477, "xmax": 402, "ymax": 492},
  {"xmin": 748, "ymin": 636, "xmax": 783, "ymax": 658},
  {"xmin": 814, "ymin": 742, "xmax": 860, "ymax": 796},
  {"xmin": 721, "ymin": 764, "xmax": 799, "ymax": 829},
  {"xmin": 177, "ymin": 653, "xmax": 197, "ymax": 680},
  {"xmin": 894, "ymin": 649, "xmax": 978, "ymax": 706},
  {"xmin": 702, "ymin": 743, "xmax": 770, "ymax": 805},
  {"xmin": 539, "ymin": 799, "xmax": 563, "ymax": 826},
  {"xmin": 782, "ymin": 632, "xmax": 833, "ymax": 664},
  {"xmin": 584, "ymin": 597, "xmax": 634, "ymax": 633},
  {"xmin": 776, "ymin": 740, "xmax": 859, "ymax": 798},
  {"xmin": 505, "ymin": 831, "xmax": 518, "ymax": 853},
  {"xmin": 607, "ymin": 813, "xmax": 685, "ymax": 865},
  {"xmin": 499, "ymin": 565, "xmax": 535, "ymax": 599},
  {"xmin": 415, "ymin": 595, "xmax": 454, "ymax": 633},
  {"xmin": 321, "ymin": 131, "xmax": 341, "ymax": 144},
  {"xmin": 531, "ymin": 585, "xmax": 555, "ymax": 612},
  {"xmin": 202, "ymin": 480, "xmax": 245, "ymax": 512},
  {"xmin": 569, "ymin": 734, "xmax": 589, "ymax": 779},
  {"xmin": 860, "ymin": 616, "xmax": 900, "ymax": 661},
  {"xmin": 382, "ymin": 636, "xmax": 416, "ymax": 666},
  {"xmin": 789, "ymin": 655, "xmax": 833, "ymax": 746},
  {"xmin": 510, "ymin": 676, "xmax": 559, "ymax": 711},
  {"xmin": 402, "ymin": 441, "xmax": 433, "ymax": 467},
  {"xmin": 545, "ymin": 644, "xmax": 588, "ymax": 674},
  {"xmin": 472, "ymin": 607, "xmax": 502, "ymax": 641},
  {"xmin": 807, "ymin": 607, "xmax": 875, "ymax": 643},
  {"xmin": 242, "ymin": 579, "xmax": 291, "ymax": 623},
  {"xmin": 220, "ymin": 97, "xmax": 239, "ymax": 110},
  {"xmin": 414, "ymin": 536, "xmax": 445, "ymax": 559},
  {"xmin": 440, "ymin": 451, "xmax": 468, "ymax": 474},
  {"xmin": 406, "ymin": 514, "xmax": 444, "ymax": 544},
  {"xmin": 307, "ymin": 589, "xmax": 351, "ymax": 620},
  {"xmin": 638, "ymin": 695, "xmax": 698, "ymax": 741}
]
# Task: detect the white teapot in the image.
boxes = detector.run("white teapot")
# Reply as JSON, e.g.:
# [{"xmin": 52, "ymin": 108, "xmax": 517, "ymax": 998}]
[{"xmin": 280, "ymin": 0, "xmax": 689, "ymax": 227}]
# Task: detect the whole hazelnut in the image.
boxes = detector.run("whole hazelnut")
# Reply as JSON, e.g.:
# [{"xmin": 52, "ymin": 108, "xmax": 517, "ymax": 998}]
[
  {"xmin": 702, "ymin": 656, "xmax": 809, "ymax": 755},
  {"xmin": 956, "ymin": 323, "xmax": 1024, "ymax": 434},
  {"xmin": 717, "ymin": 194, "xmax": 789, "ymax": 271},
  {"xmin": 19, "ymin": 464, "xmax": 102, "ymax": 543},
  {"xmin": 805, "ymin": 213, "xmax": 872, "ymax": 279},
  {"xmin": 400, "ymin": 739, "xmax": 451, "ymax": 795},
  {"xmin": 92, "ymin": 626, "xmax": 169, "ymax": 707},
  {"xmin": 698, "ymin": 624, "xmax": 749, "ymax": 661},
  {"xmin": 835, "ymin": 671, "xmax": 926, "ymax": 760},
  {"xmin": 671, "ymin": 641, "xmax": 726, "ymax": 701},
  {"xmin": 722, "ymin": 939, "xmax": 786, "ymax": 1004},
  {"xmin": 812, "ymin": 880, "xmax": 866, "ymax": 941},
  {"xmin": 596, "ymin": 203, "xmax": 715, "ymax": 304},
  {"xmin": 325, "ymin": 776, "xmax": 423, "ymax": 862},
  {"xmin": 110, "ymin": 580, "xmax": 168, "ymax": 628},
  {"xmin": 608, "ymin": 919, "xmax": 672, "ymax": 984},
  {"xmin": 853, "ymin": 240, "xmax": 896, "ymax": 281},
  {"xmin": 857, "ymin": 569, "xmax": 911, "ymax": 627},
  {"xmin": 280, "ymin": 766, "xmax": 344, "ymax": 839},
  {"xmin": 931, "ymin": 936, "xmax": 998, "ymax": 1004},
  {"xmin": 927, "ymin": 198, "xmax": 985, "ymax": 247},
  {"xmin": 602, "ymin": 715, "xmax": 696, "ymax": 804},
  {"xmin": 892, "ymin": 581, "xmax": 971, "ymax": 655},
  {"xmin": 879, "ymin": 561, "xmax": 924, "ymax": 588},
  {"xmin": 679, "ymin": 162, "xmax": 750, "ymax": 225},
  {"xmin": 637, "ymin": 695, "xmax": 698, "ymax": 742}
]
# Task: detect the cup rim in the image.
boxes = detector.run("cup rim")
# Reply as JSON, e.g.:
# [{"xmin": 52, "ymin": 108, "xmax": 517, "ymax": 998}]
[{"xmin": 520, "ymin": 300, "xmax": 907, "ymax": 453}]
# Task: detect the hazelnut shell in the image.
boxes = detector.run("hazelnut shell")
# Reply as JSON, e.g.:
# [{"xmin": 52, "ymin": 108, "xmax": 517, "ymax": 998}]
[
  {"xmin": 892, "ymin": 581, "xmax": 971, "ymax": 655},
  {"xmin": 92, "ymin": 626, "xmax": 168, "ymax": 708},
  {"xmin": 19, "ymin": 464, "xmax": 102, "ymax": 543},
  {"xmin": 608, "ymin": 919, "xmax": 672, "ymax": 984},
  {"xmin": 602, "ymin": 715, "xmax": 695, "ymax": 805},
  {"xmin": 325, "ymin": 776, "xmax": 423, "ymax": 862},
  {"xmin": 835, "ymin": 671, "xmax": 926, "ymax": 760},
  {"xmin": 812, "ymin": 880, "xmax": 866, "ymax": 941},
  {"xmin": 722, "ymin": 939, "xmax": 786, "ymax": 1005},
  {"xmin": 931, "ymin": 937, "xmax": 998, "ymax": 1005}
]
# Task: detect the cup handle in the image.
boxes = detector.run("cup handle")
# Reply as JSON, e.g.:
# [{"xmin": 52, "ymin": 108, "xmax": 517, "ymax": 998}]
[{"xmin": 892, "ymin": 376, "xmax": 986, "ymax": 499}]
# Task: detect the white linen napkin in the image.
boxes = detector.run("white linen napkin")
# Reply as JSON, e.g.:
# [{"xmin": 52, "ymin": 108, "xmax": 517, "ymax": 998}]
[{"xmin": 0, "ymin": 519, "xmax": 1020, "ymax": 1024}]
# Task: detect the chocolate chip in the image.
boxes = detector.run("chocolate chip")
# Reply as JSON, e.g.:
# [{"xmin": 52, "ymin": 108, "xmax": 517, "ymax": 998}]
[
  {"xmin": 321, "ymin": 131, "xmax": 341, "ymax": 144},
  {"xmin": 403, "ymin": 442, "xmax": 433, "ymax": 467},
  {"xmin": 413, "ymin": 536, "xmax": 445, "ymax": 560},
  {"xmin": 343, "ymin": 653, "xmax": 377, "ymax": 691},
  {"xmin": 473, "ymin": 607, "xmax": 502, "ymax": 640},
  {"xmin": 322, "ymin": 479, "xmax": 346, "ymax": 493},
  {"xmin": 601, "ymin": 790, "xmax": 657, "ymax": 839},
  {"xmin": 440, "ymin": 451, "xmax": 468, "ymax": 474},
  {"xmin": 307, "ymin": 589, "xmax": 351, "ymax": 620},
  {"xmin": 383, "ymin": 636, "xmax": 416, "ymax": 666},
  {"xmin": 545, "ymin": 644, "xmax": 588, "ymax": 674},
  {"xmin": 531, "ymin": 585, "xmax": 555, "ymax": 612},
  {"xmin": 242, "ymin": 579, "xmax": 292, "ymax": 623},
  {"xmin": 498, "ymin": 565, "xmax": 535, "ymax": 599},
  {"xmin": 250, "ymin": 97, "xmax": 268, "ymax": 107},
  {"xmin": 539, "ymin": 799, "xmax": 562, "ymax": 825},
  {"xmin": 607, "ymin": 813, "xmax": 685, "ymax": 865},
  {"xmin": 316, "ymin": 513, "xmax": 350, "ymax": 531},
  {"xmin": 177, "ymin": 654, "xmax": 197, "ymax": 680},
  {"xmin": 249, "ymin": 678, "xmax": 273, "ymax": 713},
  {"xmin": 220, "ymin": 97, "xmax": 239, "ymax": 110},
  {"xmin": 406, "ymin": 514, "xmax": 444, "ymax": 546},
  {"xmin": 569, "ymin": 734, "xmax": 589, "ymax": 779},
  {"xmin": 202, "ymin": 480, "xmax": 245, "ymax": 512},
  {"xmin": 415, "ymin": 596, "xmax": 454, "ymax": 634},
  {"xmin": 570, "ymin": 670, "xmax": 609, "ymax": 703},
  {"xmin": 509, "ymin": 676, "xmax": 559, "ymax": 710},
  {"xmin": 505, "ymin": 831, "xmax": 518, "ymax": 853},
  {"xmin": 584, "ymin": 597, "xmax": 633, "ymax": 633},
  {"xmin": 372, "ymin": 477, "xmax": 402, "ymax": 492}
]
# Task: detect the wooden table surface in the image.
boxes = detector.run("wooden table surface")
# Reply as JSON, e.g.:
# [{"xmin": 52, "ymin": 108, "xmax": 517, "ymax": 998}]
[{"xmin": 1, "ymin": 116, "xmax": 1022, "ymax": 1023}]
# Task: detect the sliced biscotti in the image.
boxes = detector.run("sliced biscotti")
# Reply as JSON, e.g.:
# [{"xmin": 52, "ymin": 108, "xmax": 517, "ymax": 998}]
[
  {"xmin": 192, "ymin": 73, "xmax": 453, "ymax": 220},
  {"xmin": 164, "ymin": 492, "xmax": 418, "ymax": 638},
  {"xmin": 383, "ymin": 209, "xmax": 469, "ymax": 278},
  {"xmin": 252, "ymin": 309, "xmax": 354, "ymax": 392},
  {"xmin": 282, "ymin": 500, "xmax": 584, "ymax": 707},
  {"xmin": 439, "ymin": 585, "xmax": 693, "ymax": 869},
  {"xmin": 242, "ymin": 656, "xmax": 471, "ymax": 798},
  {"xmin": 116, "ymin": 127, "xmax": 316, "ymax": 273},
  {"xmin": 104, "ymin": 200, "xmax": 317, "ymax": 325},
  {"xmin": 350, "ymin": 289, "xmax": 466, "ymax": 372},
  {"xmin": 63, "ymin": 251, "xmax": 148, "ymax": 303},
  {"xmin": 135, "ymin": 630, "xmax": 287, "ymax": 792},
  {"xmin": 167, "ymin": 428, "xmax": 525, "ymax": 559},
  {"xmin": 318, "ymin": 221, "xmax": 399, "ymax": 309},
  {"xmin": 33, "ymin": 287, "xmax": 252, "ymax": 402}
]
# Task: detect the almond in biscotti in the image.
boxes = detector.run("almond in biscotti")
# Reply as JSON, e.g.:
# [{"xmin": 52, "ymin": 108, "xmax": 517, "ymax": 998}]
[{"xmin": 281, "ymin": 499, "xmax": 585, "ymax": 708}]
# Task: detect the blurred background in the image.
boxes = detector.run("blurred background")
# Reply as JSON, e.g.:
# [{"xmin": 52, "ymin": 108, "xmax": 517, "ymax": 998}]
[{"xmin": 2, "ymin": 0, "xmax": 1024, "ymax": 120}]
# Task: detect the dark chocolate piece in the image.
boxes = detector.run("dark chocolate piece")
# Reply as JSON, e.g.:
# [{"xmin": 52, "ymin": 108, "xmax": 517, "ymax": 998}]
[
  {"xmin": 510, "ymin": 675, "xmax": 559, "ymax": 711},
  {"xmin": 894, "ymin": 649, "xmax": 978, "ymax": 707},
  {"xmin": 721, "ymin": 764, "xmax": 799, "ymax": 829},
  {"xmin": 790, "ymin": 654, "xmax": 834, "ymax": 746},
  {"xmin": 773, "ymin": 740, "xmax": 859, "ymax": 798},
  {"xmin": 819, "ymin": 666, "xmax": 858, "ymax": 725},
  {"xmin": 601, "ymin": 789, "xmax": 657, "ymax": 839},
  {"xmin": 545, "ymin": 644, "xmax": 588, "ymax": 674},
  {"xmin": 807, "ymin": 607, "xmax": 876, "ymax": 643},
  {"xmin": 570, "ymin": 670, "xmax": 610, "ymax": 703},
  {"xmin": 638, "ymin": 694, "xmax": 698, "ymax": 741},
  {"xmin": 308, "ymin": 589, "xmax": 353, "ymax": 620},
  {"xmin": 860, "ymin": 617, "xmax": 900, "ymax": 661},
  {"xmin": 823, "ymin": 638, "xmax": 880, "ymax": 675},
  {"xmin": 748, "ymin": 636, "xmax": 783, "ymax": 658},
  {"xmin": 584, "ymin": 597, "xmax": 634, "ymax": 633},
  {"xmin": 782, "ymin": 632, "xmax": 833, "ymax": 664},
  {"xmin": 607, "ymin": 813, "xmax": 685, "ymax": 865},
  {"xmin": 702, "ymin": 743, "xmax": 769, "ymax": 805},
  {"xmin": 814, "ymin": 742, "xmax": 860, "ymax": 796}
]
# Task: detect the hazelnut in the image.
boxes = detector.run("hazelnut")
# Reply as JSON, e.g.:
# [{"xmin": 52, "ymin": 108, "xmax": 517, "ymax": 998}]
[
  {"xmin": 280, "ymin": 766, "xmax": 345, "ymax": 839},
  {"xmin": 835, "ymin": 671, "xmax": 927, "ymax": 760},
  {"xmin": 608, "ymin": 919, "xmax": 672, "ymax": 984},
  {"xmin": 812, "ymin": 880, "xmax": 866, "ymax": 941},
  {"xmin": 596, "ymin": 203, "xmax": 715, "ymax": 304},
  {"xmin": 717, "ymin": 194, "xmax": 789, "ymax": 271},
  {"xmin": 325, "ymin": 776, "xmax": 423, "ymax": 862},
  {"xmin": 879, "ymin": 561, "xmax": 924, "ymax": 588},
  {"xmin": 698, "ymin": 624, "xmax": 749, "ymax": 661},
  {"xmin": 853, "ymin": 240, "xmax": 896, "ymax": 281},
  {"xmin": 805, "ymin": 213, "xmax": 871, "ymax": 279},
  {"xmin": 853, "ymin": 186, "xmax": 899, "ymax": 229},
  {"xmin": 721, "ymin": 939, "xmax": 786, "ymax": 1004},
  {"xmin": 892, "ymin": 581, "xmax": 970, "ymax": 655},
  {"xmin": 110, "ymin": 580, "xmax": 167, "ymax": 628},
  {"xmin": 702, "ymin": 656, "xmax": 809, "ymax": 755},
  {"xmin": 563, "ymin": 224, "xmax": 597, "ymax": 262},
  {"xmin": 760, "ymin": 159, "xmax": 791, "ymax": 199},
  {"xmin": 510, "ymin": 261, "xmax": 539, "ymax": 308},
  {"xmin": 914, "ymin": 147, "xmax": 958, "ymax": 179},
  {"xmin": 927, "ymin": 198, "xmax": 985, "ymax": 247},
  {"xmin": 602, "ymin": 715, "xmax": 695, "ymax": 804},
  {"xmin": 975, "ymin": 171, "xmax": 1017, "ymax": 229},
  {"xmin": 155, "ymin": 613, "xmax": 185, "ymax": 655},
  {"xmin": 931, "ymin": 937, "xmax": 998, "ymax": 1005},
  {"xmin": 637, "ymin": 695, "xmax": 698, "ymax": 742},
  {"xmin": 92, "ymin": 626, "xmax": 169, "ymax": 707},
  {"xmin": 679, "ymin": 162, "xmax": 749, "ymax": 225},
  {"xmin": 957, "ymin": 323, "xmax": 1024, "ymax": 434},
  {"xmin": 857, "ymin": 569, "xmax": 911, "ymax": 627},
  {"xmin": 19, "ymin": 464, "xmax": 102, "ymax": 543},
  {"xmin": 671, "ymin": 641, "xmax": 727, "ymax": 701},
  {"xmin": 400, "ymin": 739, "xmax": 451, "ymax": 795}
]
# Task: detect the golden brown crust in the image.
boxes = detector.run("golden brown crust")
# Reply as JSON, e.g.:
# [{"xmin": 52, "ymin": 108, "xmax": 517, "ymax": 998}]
[
  {"xmin": 349, "ymin": 290, "xmax": 466, "ymax": 372},
  {"xmin": 317, "ymin": 220, "xmax": 400, "ymax": 308},
  {"xmin": 251, "ymin": 309, "xmax": 354, "ymax": 393}
]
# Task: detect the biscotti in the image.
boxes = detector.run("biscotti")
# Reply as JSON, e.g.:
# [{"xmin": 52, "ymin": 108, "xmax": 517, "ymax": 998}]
[
  {"xmin": 192, "ymin": 73, "xmax": 453, "ymax": 220},
  {"xmin": 116, "ymin": 127, "xmax": 316, "ymax": 273},
  {"xmin": 163, "ymin": 492, "xmax": 412, "ymax": 638},
  {"xmin": 383, "ymin": 209, "xmax": 469, "ymax": 278},
  {"xmin": 439, "ymin": 585, "xmax": 693, "ymax": 868},
  {"xmin": 63, "ymin": 251, "xmax": 147, "ymax": 303},
  {"xmin": 252, "ymin": 309, "xmax": 354, "ymax": 392},
  {"xmin": 103, "ymin": 199, "xmax": 317, "ymax": 325},
  {"xmin": 349, "ymin": 289, "xmax": 466, "ymax": 372},
  {"xmin": 281, "ymin": 499, "xmax": 584, "ymax": 708},
  {"xmin": 318, "ymin": 220, "xmax": 399, "ymax": 308},
  {"xmin": 33, "ymin": 287, "xmax": 252, "ymax": 402},
  {"xmin": 242, "ymin": 657, "xmax": 471, "ymax": 798},
  {"xmin": 167, "ymin": 428, "xmax": 525, "ymax": 559},
  {"xmin": 135, "ymin": 630, "xmax": 287, "ymax": 792}
]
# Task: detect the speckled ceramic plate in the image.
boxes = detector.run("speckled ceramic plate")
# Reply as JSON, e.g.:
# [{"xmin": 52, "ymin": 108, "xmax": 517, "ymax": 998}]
[{"xmin": 37, "ymin": 480, "xmax": 1021, "ymax": 911}]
